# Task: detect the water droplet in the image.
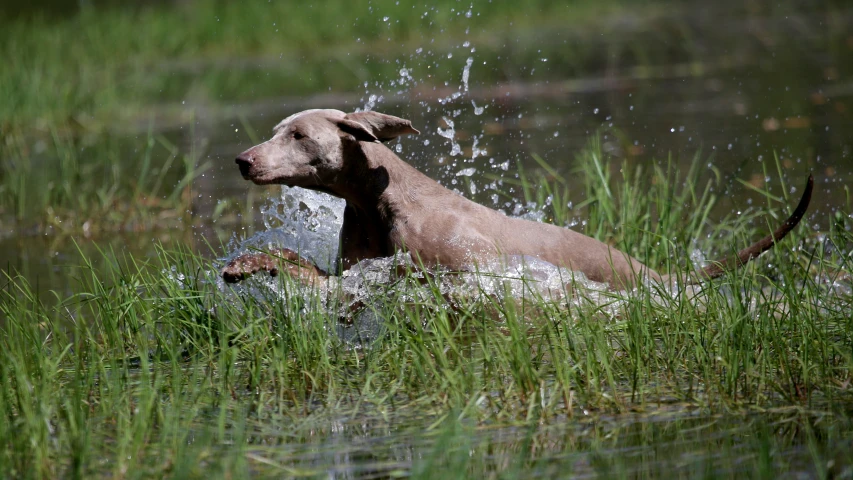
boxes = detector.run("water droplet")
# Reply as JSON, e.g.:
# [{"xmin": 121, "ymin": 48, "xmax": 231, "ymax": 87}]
[{"xmin": 461, "ymin": 57, "xmax": 474, "ymax": 92}]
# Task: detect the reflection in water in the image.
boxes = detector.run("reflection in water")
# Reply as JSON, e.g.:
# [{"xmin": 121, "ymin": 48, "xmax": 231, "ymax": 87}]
[{"xmin": 215, "ymin": 406, "xmax": 852, "ymax": 478}]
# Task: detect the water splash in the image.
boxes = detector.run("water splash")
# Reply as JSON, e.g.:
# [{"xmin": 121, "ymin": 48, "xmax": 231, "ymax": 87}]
[
  {"xmin": 210, "ymin": 3, "xmax": 637, "ymax": 335},
  {"xmin": 226, "ymin": 186, "xmax": 344, "ymax": 274},
  {"xmin": 220, "ymin": 247, "xmax": 618, "ymax": 326},
  {"xmin": 215, "ymin": 177, "xmax": 620, "ymax": 328},
  {"xmin": 209, "ymin": 185, "xmax": 808, "ymax": 348}
]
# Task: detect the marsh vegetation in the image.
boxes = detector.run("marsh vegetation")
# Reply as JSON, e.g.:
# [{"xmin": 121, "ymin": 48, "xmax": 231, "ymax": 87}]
[{"xmin": 1, "ymin": 0, "xmax": 852, "ymax": 477}]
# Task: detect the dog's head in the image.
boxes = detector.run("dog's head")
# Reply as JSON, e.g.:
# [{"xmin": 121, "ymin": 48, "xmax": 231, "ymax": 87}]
[{"xmin": 235, "ymin": 109, "xmax": 419, "ymax": 188}]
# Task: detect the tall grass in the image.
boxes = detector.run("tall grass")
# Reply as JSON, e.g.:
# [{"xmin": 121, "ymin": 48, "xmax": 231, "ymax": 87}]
[
  {"xmin": 0, "ymin": 127, "xmax": 205, "ymax": 234},
  {"xmin": 1, "ymin": 150, "xmax": 851, "ymax": 477}
]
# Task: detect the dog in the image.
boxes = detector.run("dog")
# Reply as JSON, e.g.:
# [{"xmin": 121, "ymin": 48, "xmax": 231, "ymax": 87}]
[{"xmin": 222, "ymin": 109, "xmax": 812, "ymax": 290}]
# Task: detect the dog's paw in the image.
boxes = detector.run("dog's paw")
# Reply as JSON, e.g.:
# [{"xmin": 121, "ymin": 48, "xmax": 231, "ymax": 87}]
[
  {"xmin": 221, "ymin": 249, "xmax": 327, "ymax": 284},
  {"xmin": 221, "ymin": 252, "xmax": 279, "ymax": 283}
]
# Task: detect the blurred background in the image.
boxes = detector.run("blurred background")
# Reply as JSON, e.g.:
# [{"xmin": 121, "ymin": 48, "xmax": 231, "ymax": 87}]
[{"xmin": 1, "ymin": 0, "xmax": 851, "ymax": 292}]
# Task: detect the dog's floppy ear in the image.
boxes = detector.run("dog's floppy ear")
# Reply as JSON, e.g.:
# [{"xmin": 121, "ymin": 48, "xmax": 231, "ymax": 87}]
[
  {"xmin": 336, "ymin": 118, "xmax": 379, "ymax": 143},
  {"xmin": 343, "ymin": 111, "xmax": 421, "ymax": 142}
]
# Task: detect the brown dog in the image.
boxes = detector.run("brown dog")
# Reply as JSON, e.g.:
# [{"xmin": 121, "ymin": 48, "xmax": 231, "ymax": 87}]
[{"xmin": 222, "ymin": 109, "xmax": 812, "ymax": 290}]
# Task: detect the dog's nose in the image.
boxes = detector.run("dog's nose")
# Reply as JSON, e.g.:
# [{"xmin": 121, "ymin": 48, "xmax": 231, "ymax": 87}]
[
  {"xmin": 236, "ymin": 153, "xmax": 255, "ymax": 178},
  {"xmin": 235, "ymin": 153, "xmax": 254, "ymax": 166}
]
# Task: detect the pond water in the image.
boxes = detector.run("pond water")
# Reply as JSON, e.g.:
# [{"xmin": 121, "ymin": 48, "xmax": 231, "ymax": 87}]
[
  {"xmin": 221, "ymin": 407, "xmax": 851, "ymax": 478},
  {"xmin": 82, "ymin": 383, "xmax": 838, "ymax": 478}
]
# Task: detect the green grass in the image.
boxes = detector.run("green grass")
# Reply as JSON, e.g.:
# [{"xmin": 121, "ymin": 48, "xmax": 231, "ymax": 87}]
[
  {"xmin": 1, "ymin": 150, "xmax": 851, "ymax": 478},
  {"xmin": 0, "ymin": 126, "xmax": 206, "ymax": 234}
]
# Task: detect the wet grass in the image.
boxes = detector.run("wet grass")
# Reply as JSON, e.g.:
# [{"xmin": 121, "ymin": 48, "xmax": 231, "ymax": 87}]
[
  {"xmin": 0, "ymin": 127, "xmax": 206, "ymax": 235},
  {"xmin": 1, "ymin": 150, "xmax": 851, "ymax": 478}
]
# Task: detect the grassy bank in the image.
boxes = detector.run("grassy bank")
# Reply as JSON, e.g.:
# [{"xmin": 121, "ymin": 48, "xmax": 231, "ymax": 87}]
[
  {"xmin": 0, "ymin": 128, "xmax": 205, "ymax": 235},
  {"xmin": 0, "ymin": 0, "xmax": 635, "ymax": 130},
  {"xmin": 4, "ymin": 0, "xmax": 847, "ymax": 132},
  {"xmin": 1, "ymin": 152, "xmax": 850, "ymax": 477}
]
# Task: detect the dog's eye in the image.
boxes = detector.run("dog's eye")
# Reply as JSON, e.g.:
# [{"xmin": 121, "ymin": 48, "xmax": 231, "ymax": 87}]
[{"xmin": 292, "ymin": 131, "xmax": 306, "ymax": 140}]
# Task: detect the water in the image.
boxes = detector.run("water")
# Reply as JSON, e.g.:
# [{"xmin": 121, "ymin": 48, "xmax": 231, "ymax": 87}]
[
  {"xmin": 217, "ymin": 184, "xmax": 847, "ymax": 346},
  {"xmin": 183, "ymin": 5, "xmax": 851, "ymax": 227},
  {"xmin": 234, "ymin": 185, "xmax": 345, "ymax": 274},
  {"xmin": 226, "ymin": 408, "xmax": 851, "ymax": 478}
]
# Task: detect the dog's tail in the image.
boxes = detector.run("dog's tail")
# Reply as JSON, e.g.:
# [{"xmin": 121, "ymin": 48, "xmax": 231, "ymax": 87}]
[{"xmin": 659, "ymin": 174, "xmax": 813, "ymax": 285}]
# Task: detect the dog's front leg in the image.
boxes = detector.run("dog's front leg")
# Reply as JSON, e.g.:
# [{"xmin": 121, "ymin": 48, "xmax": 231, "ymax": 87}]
[{"xmin": 221, "ymin": 248, "xmax": 328, "ymax": 286}]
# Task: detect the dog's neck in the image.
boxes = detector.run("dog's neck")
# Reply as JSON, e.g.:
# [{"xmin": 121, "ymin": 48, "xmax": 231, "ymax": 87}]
[
  {"xmin": 333, "ymin": 141, "xmax": 436, "ymax": 211},
  {"xmin": 328, "ymin": 141, "xmax": 423, "ymax": 269}
]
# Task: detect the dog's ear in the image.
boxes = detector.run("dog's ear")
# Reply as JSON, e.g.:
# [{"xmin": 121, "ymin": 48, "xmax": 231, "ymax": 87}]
[
  {"xmin": 343, "ymin": 112, "xmax": 421, "ymax": 142},
  {"xmin": 336, "ymin": 118, "xmax": 379, "ymax": 143}
]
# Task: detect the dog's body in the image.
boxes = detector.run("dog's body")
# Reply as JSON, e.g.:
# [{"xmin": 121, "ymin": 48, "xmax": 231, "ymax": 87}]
[{"xmin": 223, "ymin": 109, "xmax": 812, "ymax": 289}]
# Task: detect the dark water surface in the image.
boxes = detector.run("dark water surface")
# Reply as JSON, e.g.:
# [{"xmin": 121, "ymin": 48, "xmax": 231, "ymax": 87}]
[{"xmin": 162, "ymin": 400, "xmax": 853, "ymax": 478}]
